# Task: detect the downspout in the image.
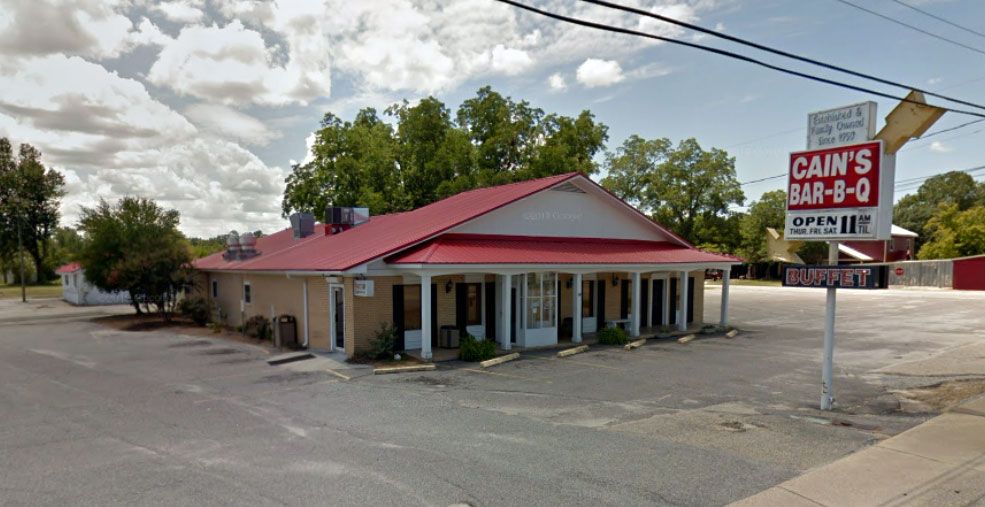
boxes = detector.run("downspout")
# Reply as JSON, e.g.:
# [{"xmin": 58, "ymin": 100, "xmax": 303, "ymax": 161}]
[
  {"xmin": 302, "ymin": 278, "xmax": 309, "ymax": 348},
  {"xmin": 286, "ymin": 274, "xmax": 310, "ymax": 348}
]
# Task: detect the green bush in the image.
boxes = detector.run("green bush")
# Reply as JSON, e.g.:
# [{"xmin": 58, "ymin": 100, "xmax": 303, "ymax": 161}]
[
  {"xmin": 459, "ymin": 334, "xmax": 496, "ymax": 362},
  {"xmin": 178, "ymin": 296, "xmax": 211, "ymax": 326},
  {"xmin": 597, "ymin": 326, "xmax": 628, "ymax": 345},
  {"xmin": 368, "ymin": 322, "xmax": 399, "ymax": 360},
  {"xmin": 245, "ymin": 315, "xmax": 272, "ymax": 341}
]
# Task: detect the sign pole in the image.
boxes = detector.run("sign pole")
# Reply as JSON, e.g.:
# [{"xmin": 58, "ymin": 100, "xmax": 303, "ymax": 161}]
[{"xmin": 820, "ymin": 241, "xmax": 838, "ymax": 410}]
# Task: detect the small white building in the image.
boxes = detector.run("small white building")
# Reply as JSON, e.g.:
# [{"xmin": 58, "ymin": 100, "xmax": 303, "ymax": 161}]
[{"xmin": 56, "ymin": 262, "xmax": 131, "ymax": 306}]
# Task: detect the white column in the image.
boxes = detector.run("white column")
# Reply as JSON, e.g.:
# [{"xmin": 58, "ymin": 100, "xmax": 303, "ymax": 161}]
[
  {"xmin": 662, "ymin": 276, "xmax": 670, "ymax": 327},
  {"xmin": 572, "ymin": 273, "xmax": 582, "ymax": 343},
  {"xmin": 500, "ymin": 274, "xmax": 511, "ymax": 351},
  {"xmin": 720, "ymin": 268, "xmax": 731, "ymax": 327},
  {"xmin": 678, "ymin": 270, "xmax": 689, "ymax": 331},
  {"xmin": 630, "ymin": 272, "xmax": 641, "ymax": 337},
  {"xmin": 421, "ymin": 273, "xmax": 432, "ymax": 360}
]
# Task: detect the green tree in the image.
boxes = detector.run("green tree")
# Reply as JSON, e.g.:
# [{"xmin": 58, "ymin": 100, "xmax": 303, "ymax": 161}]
[
  {"xmin": 386, "ymin": 97, "xmax": 474, "ymax": 207},
  {"xmin": 918, "ymin": 204, "xmax": 985, "ymax": 259},
  {"xmin": 45, "ymin": 227, "xmax": 84, "ymax": 271},
  {"xmin": 281, "ymin": 109, "xmax": 399, "ymax": 217},
  {"xmin": 77, "ymin": 197, "xmax": 193, "ymax": 320},
  {"xmin": 0, "ymin": 138, "xmax": 66, "ymax": 281},
  {"xmin": 603, "ymin": 136, "xmax": 744, "ymax": 246},
  {"xmin": 282, "ymin": 87, "xmax": 609, "ymax": 217},
  {"xmin": 894, "ymin": 171, "xmax": 984, "ymax": 250},
  {"xmin": 738, "ymin": 190, "xmax": 787, "ymax": 263}
]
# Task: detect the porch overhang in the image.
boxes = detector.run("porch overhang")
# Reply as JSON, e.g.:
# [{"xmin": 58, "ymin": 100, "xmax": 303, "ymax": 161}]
[{"xmin": 383, "ymin": 234, "xmax": 742, "ymax": 273}]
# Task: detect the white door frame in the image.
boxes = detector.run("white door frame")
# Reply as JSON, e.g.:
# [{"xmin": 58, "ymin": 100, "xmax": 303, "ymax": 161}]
[{"xmin": 329, "ymin": 283, "xmax": 345, "ymax": 353}]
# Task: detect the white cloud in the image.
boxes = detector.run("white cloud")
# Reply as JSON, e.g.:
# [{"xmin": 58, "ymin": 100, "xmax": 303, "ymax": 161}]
[
  {"xmin": 548, "ymin": 73, "xmax": 567, "ymax": 92},
  {"xmin": 490, "ymin": 45, "xmax": 533, "ymax": 75},
  {"xmin": 147, "ymin": 20, "xmax": 331, "ymax": 106},
  {"xmin": 152, "ymin": 0, "xmax": 206, "ymax": 23},
  {"xmin": 928, "ymin": 77, "xmax": 943, "ymax": 85},
  {"xmin": 0, "ymin": 0, "xmax": 167, "ymax": 59},
  {"xmin": 183, "ymin": 104, "xmax": 279, "ymax": 146},
  {"xmin": 0, "ymin": 54, "xmax": 287, "ymax": 237},
  {"xmin": 577, "ymin": 58, "xmax": 625, "ymax": 88},
  {"xmin": 929, "ymin": 141, "xmax": 951, "ymax": 153}
]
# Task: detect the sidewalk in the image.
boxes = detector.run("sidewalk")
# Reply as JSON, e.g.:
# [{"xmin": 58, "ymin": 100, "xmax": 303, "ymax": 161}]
[{"xmin": 731, "ymin": 395, "xmax": 985, "ymax": 506}]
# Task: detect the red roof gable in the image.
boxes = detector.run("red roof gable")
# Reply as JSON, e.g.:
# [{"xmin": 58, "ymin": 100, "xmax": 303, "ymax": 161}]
[
  {"xmin": 194, "ymin": 173, "xmax": 580, "ymax": 272},
  {"xmin": 387, "ymin": 234, "xmax": 741, "ymax": 265},
  {"xmin": 56, "ymin": 262, "xmax": 81, "ymax": 274}
]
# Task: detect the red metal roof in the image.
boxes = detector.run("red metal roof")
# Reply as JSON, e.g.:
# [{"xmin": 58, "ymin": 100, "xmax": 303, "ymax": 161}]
[
  {"xmin": 386, "ymin": 234, "xmax": 742, "ymax": 265},
  {"xmin": 56, "ymin": 262, "xmax": 81, "ymax": 274},
  {"xmin": 194, "ymin": 172, "xmax": 581, "ymax": 272}
]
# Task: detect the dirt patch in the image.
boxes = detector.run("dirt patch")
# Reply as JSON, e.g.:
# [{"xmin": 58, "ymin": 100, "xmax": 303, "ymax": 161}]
[
  {"xmin": 197, "ymin": 348, "xmax": 242, "ymax": 356},
  {"xmin": 257, "ymin": 371, "xmax": 320, "ymax": 384},
  {"xmin": 214, "ymin": 357, "xmax": 256, "ymax": 365},
  {"xmin": 404, "ymin": 375, "xmax": 457, "ymax": 387},
  {"xmin": 169, "ymin": 340, "xmax": 212, "ymax": 348},
  {"xmin": 894, "ymin": 379, "xmax": 985, "ymax": 413},
  {"xmin": 347, "ymin": 355, "xmax": 425, "ymax": 368},
  {"xmin": 91, "ymin": 314, "xmax": 277, "ymax": 351}
]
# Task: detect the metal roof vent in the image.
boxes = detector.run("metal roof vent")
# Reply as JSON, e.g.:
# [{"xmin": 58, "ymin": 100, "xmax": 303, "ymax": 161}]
[
  {"xmin": 290, "ymin": 212, "xmax": 315, "ymax": 239},
  {"xmin": 238, "ymin": 232, "xmax": 259, "ymax": 260},
  {"xmin": 222, "ymin": 230, "xmax": 240, "ymax": 261}
]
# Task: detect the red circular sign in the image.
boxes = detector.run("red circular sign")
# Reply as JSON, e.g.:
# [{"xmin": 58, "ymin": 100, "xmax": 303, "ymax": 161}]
[{"xmin": 894, "ymin": 267, "xmax": 904, "ymax": 276}]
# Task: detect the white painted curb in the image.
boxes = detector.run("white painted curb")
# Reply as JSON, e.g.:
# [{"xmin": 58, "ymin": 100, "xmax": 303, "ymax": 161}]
[
  {"xmin": 624, "ymin": 338, "xmax": 646, "ymax": 350},
  {"xmin": 726, "ymin": 329, "xmax": 740, "ymax": 339},
  {"xmin": 677, "ymin": 334, "xmax": 696, "ymax": 344},
  {"xmin": 558, "ymin": 345, "xmax": 589, "ymax": 357},
  {"xmin": 480, "ymin": 353, "xmax": 520, "ymax": 368},
  {"xmin": 374, "ymin": 364, "xmax": 437, "ymax": 375}
]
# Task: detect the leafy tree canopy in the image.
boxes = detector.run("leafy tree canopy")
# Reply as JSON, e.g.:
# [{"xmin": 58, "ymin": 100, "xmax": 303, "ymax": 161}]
[
  {"xmin": 282, "ymin": 86, "xmax": 608, "ymax": 217},
  {"xmin": 894, "ymin": 171, "xmax": 985, "ymax": 250},
  {"xmin": 76, "ymin": 197, "xmax": 193, "ymax": 320},
  {"xmin": 0, "ymin": 138, "xmax": 65, "ymax": 281},
  {"xmin": 602, "ymin": 136, "xmax": 744, "ymax": 247},
  {"xmin": 918, "ymin": 204, "xmax": 985, "ymax": 260}
]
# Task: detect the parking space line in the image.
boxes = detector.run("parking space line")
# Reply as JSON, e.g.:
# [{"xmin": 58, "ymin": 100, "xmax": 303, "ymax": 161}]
[
  {"xmin": 460, "ymin": 368, "xmax": 552, "ymax": 384},
  {"xmin": 193, "ymin": 378, "xmax": 339, "ymax": 404},
  {"xmin": 527, "ymin": 355, "xmax": 625, "ymax": 371},
  {"xmin": 324, "ymin": 369, "xmax": 350, "ymax": 381}
]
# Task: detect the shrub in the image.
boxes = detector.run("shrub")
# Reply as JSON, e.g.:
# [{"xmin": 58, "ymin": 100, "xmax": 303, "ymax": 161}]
[
  {"xmin": 459, "ymin": 334, "xmax": 496, "ymax": 362},
  {"xmin": 209, "ymin": 322, "xmax": 222, "ymax": 334},
  {"xmin": 178, "ymin": 296, "xmax": 211, "ymax": 326},
  {"xmin": 368, "ymin": 322, "xmax": 399, "ymax": 360},
  {"xmin": 245, "ymin": 315, "xmax": 272, "ymax": 341},
  {"xmin": 597, "ymin": 326, "xmax": 628, "ymax": 345}
]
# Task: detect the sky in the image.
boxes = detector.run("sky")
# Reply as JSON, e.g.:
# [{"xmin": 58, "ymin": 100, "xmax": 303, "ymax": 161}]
[{"xmin": 1, "ymin": 0, "xmax": 984, "ymax": 238}]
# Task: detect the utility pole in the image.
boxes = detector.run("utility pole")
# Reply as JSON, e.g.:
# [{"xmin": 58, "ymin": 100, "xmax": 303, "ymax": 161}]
[
  {"xmin": 820, "ymin": 241, "xmax": 838, "ymax": 410},
  {"xmin": 16, "ymin": 204, "xmax": 26, "ymax": 303}
]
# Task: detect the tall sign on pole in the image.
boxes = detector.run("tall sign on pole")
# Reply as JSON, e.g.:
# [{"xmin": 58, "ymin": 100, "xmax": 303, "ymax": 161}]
[{"xmin": 787, "ymin": 96, "xmax": 944, "ymax": 410}]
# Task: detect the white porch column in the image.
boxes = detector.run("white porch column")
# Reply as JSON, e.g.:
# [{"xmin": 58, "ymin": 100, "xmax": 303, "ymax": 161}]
[
  {"xmin": 421, "ymin": 273, "xmax": 432, "ymax": 360},
  {"xmin": 572, "ymin": 273, "xmax": 583, "ymax": 343},
  {"xmin": 499, "ymin": 274, "xmax": 511, "ymax": 351},
  {"xmin": 630, "ymin": 272, "xmax": 641, "ymax": 337},
  {"xmin": 678, "ymin": 270, "xmax": 689, "ymax": 331},
  {"xmin": 662, "ymin": 276, "xmax": 670, "ymax": 327},
  {"xmin": 720, "ymin": 268, "xmax": 731, "ymax": 327}
]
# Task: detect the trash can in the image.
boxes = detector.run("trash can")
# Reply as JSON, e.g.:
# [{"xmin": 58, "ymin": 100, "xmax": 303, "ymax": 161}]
[
  {"xmin": 277, "ymin": 315, "xmax": 298, "ymax": 348},
  {"xmin": 440, "ymin": 325, "xmax": 460, "ymax": 349}
]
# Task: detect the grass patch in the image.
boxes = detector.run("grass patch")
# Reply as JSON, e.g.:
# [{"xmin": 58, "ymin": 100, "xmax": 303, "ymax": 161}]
[
  {"xmin": 0, "ymin": 281, "xmax": 63, "ymax": 299},
  {"xmin": 706, "ymin": 279, "xmax": 781, "ymax": 287}
]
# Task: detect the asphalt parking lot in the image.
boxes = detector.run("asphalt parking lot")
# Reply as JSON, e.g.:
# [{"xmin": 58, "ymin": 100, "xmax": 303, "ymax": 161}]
[{"xmin": 1, "ymin": 286, "xmax": 984, "ymax": 506}]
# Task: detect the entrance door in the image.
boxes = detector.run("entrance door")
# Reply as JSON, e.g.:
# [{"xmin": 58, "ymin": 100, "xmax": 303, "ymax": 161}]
[
  {"xmin": 510, "ymin": 287, "xmax": 517, "ymax": 343},
  {"xmin": 331, "ymin": 286, "xmax": 345, "ymax": 352},
  {"xmin": 652, "ymin": 279, "xmax": 665, "ymax": 326}
]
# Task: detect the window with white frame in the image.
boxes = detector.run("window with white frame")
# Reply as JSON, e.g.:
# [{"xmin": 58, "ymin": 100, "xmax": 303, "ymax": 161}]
[{"xmin": 526, "ymin": 272, "xmax": 557, "ymax": 329}]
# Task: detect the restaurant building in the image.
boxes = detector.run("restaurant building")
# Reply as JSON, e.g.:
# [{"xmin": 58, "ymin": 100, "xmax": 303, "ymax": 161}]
[{"xmin": 194, "ymin": 172, "xmax": 741, "ymax": 359}]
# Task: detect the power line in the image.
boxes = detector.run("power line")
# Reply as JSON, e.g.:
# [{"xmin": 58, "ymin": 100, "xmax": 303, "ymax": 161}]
[
  {"xmin": 888, "ymin": 0, "xmax": 985, "ymax": 42},
  {"xmin": 496, "ymin": 0, "xmax": 985, "ymax": 118},
  {"xmin": 740, "ymin": 174, "xmax": 786, "ymax": 186},
  {"xmin": 831, "ymin": 0, "xmax": 985, "ymax": 57},
  {"xmin": 914, "ymin": 119, "xmax": 985, "ymax": 140},
  {"xmin": 579, "ymin": 0, "xmax": 985, "ymax": 114}
]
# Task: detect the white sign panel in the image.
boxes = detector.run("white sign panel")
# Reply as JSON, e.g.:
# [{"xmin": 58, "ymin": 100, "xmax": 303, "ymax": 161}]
[
  {"xmin": 354, "ymin": 279, "xmax": 374, "ymax": 297},
  {"xmin": 807, "ymin": 101, "xmax": 877, "ymax": 150},
  {"xmin": 785, "ymin": 140, "xmax": 895, "ymax": 240}
]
